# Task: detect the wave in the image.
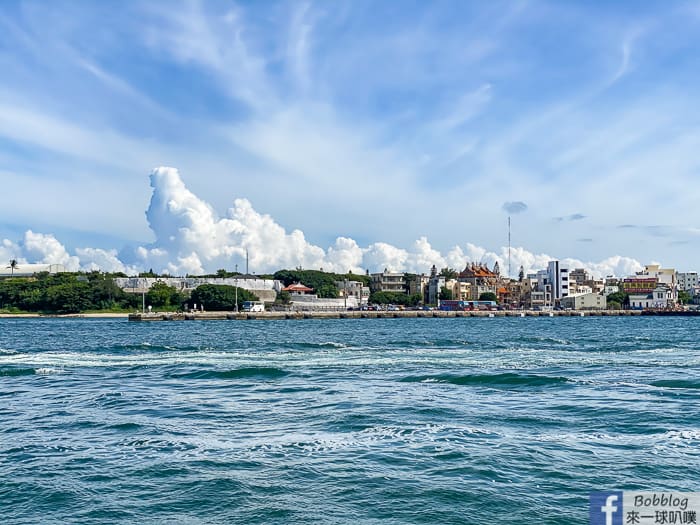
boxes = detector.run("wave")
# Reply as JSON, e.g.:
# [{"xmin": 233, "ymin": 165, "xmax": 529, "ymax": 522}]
[
  {"xmin": 516, "ymin": 336, "xmax": 573, "ymax": 346},
  {"xmin": 167, "ymin": 367, "xmax": 290, "ymax": 380},
  {"xmin": 285, "ymin": 341, "xmax": 349, "ymax": 350},
  {"xmin": 387, "ymin": 339, "xmax": 472, "ymax": 347},
  {"xmin": 0, "ymin": 367, "xmax": 36, "ymax": 377},
  {"xmin": 399, "ymin": 372, "xmax": 569, "ymax": 388},
  {"xmin": 650, "ymin": 379, "xmax": 700, "ymax": 390}
]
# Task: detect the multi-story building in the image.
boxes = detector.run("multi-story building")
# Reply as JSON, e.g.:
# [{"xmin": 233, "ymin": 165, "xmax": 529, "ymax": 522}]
[
  {"xmin": 677, "ymin": 272, "xmax": 699, "ymax": 292},
  {"xmin": 547, "ymin": 260, "xmax": 570, "ymax": 301},
  {"xmin": 637, "ymin": 265, "xmax": 676, "ymax": 286},
  {"xmin": 370, "ymin": 269, "xmax": 406, "ymax": 294},
  {"xmin": 630, "ymin": 264, "xmax": 678, "ymax": 305},
  {"xmin": 570, "ymin": 268, "xmax": 604, "ymax": 294},
  {"xmin": 335, "ymin": 280, "xmax": 370, "ymax": 306},
  {"xmin": 442, "ymin": 279, "xmax": 470, "ymax": 301},
  {"xmin": 427, "ymin": 272, "xmax": 446, "ymax": 305},
  {"xmin": 458, "ymin": 263, "xmax": 499, "ymax": 301}
]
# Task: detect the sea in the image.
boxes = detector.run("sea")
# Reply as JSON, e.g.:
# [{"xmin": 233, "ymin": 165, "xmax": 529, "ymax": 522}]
[{"xmin": 1, "ymin": 317, "xmax": 699, "ymax": 524}]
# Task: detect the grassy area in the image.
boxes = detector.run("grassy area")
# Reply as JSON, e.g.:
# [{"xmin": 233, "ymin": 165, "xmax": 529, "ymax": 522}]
[{"xmin": 0, "ymin": 307, "xmax": 32, "ymax": 314}]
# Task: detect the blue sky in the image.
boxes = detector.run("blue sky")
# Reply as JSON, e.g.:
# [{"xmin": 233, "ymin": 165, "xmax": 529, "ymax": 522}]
[{"xmin": 1, "ymin": 0, "xmax": 700, "ymax": 275}]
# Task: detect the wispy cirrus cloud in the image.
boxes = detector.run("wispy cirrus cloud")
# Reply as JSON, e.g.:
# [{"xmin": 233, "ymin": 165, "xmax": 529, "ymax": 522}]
[{"xmin": 1, "ymin": 1, "xmax": 700, "ymax": 271}]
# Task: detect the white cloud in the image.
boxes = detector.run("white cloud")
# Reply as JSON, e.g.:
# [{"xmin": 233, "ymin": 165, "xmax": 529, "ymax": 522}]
[
  {"xmin": 21, "ymin": 231, "xmax": 80, "ymax": 271},
  {"xmin": 0, "ymin": 167, "xmax": 652, "ymax": 280}
]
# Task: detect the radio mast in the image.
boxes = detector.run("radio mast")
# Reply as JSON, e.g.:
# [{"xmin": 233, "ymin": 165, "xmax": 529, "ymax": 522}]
[{"xmin": 508, "ymin": 216, "xmax": 511, "ymax": 278}]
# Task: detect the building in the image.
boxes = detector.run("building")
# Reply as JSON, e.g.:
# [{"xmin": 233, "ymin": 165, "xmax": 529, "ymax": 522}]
[
  {"xmin": 445, "ymin": 279, "xmax": 471, "ymax": 301},
  {"xmin": 624, "ymin": 264, "xmax": 679, "ymax": 307},
  {"xmin": 560, "ymin": 293, "xmax": 607, "ymax": 310},
  {"xmin": 426, "ymin": 266, "xmax": 445, "ymax": 305},
  {"xmin": 547, "ymin": 260, "xmax": 570, "ymax": 302},
  {"xmin": 288, "ymin": 294, "xmax": 358, "ymax": 311},
  {"xmin": 370, "ymin": 269, "xmax": 406, "ymax": 294},
  {"xmin": 458, "ymin": 263, "xmax": 498, "ymax": 301},
  {"xmin": 621, "ymin": 277, "xmax": 658, "ymax": 296},
  {"xmin": 115, "ymin": 275, "xmax": 283, "ymax": 302},
  {"xmin": 407, "ymin": 274, "xmax": 429, "ymax": 300},
  {"xmin": 628, "ymin": 284, "xmax": 675, "ymax": 309},
  {"xmin": 678, "ymin": 272, "xmax": 699, "ymax": 292},
  {"xmin": 502, "ymin": 280, "xmax": 527, "ymax": 308},
  {"xmin": 281, "ymin": 282, "xmax": 314, "ymax": 295},
  {"xmin": 637, "ymin": 264, "xmax": 676, "ymax": 285},
  {"xmin": 569, "ymin": 268, "xmax": 604, "ymax": 294},
  {"xmin": 335, "ymin": 280, "xmax": 370, "ymax": 306}
]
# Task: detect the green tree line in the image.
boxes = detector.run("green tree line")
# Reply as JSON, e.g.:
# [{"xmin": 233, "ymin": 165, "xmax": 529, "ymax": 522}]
[
  {"xmin": 0, "ymin": 272, "xmax": 194, "ymax": 314},
  {"xmin": 0, "ymin": 272, "xmax": 139, "ymax": 314}
]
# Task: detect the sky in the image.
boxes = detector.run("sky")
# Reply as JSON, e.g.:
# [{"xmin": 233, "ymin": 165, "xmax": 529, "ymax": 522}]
[{"xmin": 1, "ymin": 0, "xmax": 700, "ymax": 277}]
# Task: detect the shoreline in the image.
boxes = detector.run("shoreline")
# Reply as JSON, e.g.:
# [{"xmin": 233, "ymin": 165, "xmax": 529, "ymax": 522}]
[
  {"xmin": 1, "ymin": 310, "xmax": 696, "ymax": 321},
  {"xmin": 128, "ymin": 309, "xmax": 665, "ymax": 321},
  {"xmin": 0, "ymin": 312, "xmax": 130, "ymax": 319}
]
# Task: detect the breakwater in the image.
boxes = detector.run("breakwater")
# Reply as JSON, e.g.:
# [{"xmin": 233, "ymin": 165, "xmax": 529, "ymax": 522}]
[{"xmin": 128, "ymin": 309, "xmax": 653, "ymax": 321}]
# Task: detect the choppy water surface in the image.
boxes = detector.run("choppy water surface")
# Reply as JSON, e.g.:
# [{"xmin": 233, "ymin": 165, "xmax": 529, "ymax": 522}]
[{"xmin": 1, "ymin": 317, "xmax": 699, "ymax": 524}]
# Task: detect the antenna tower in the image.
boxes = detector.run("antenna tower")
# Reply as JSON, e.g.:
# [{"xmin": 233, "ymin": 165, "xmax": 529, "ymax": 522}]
[{"xmin": 508, "ymin": 216, "xmax": 512, "ymax": 278}]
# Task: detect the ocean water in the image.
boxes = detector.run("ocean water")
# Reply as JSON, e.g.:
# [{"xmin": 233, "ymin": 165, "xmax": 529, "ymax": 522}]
[{"xmin": 1, "ymin": 317, "xmax": 699, "ymax": 524}]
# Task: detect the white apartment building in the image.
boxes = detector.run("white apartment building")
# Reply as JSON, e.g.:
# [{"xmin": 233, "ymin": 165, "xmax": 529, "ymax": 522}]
[
  {"xmin": 547, "ymin": 260, "xmax": 570, "ymax": 301},
  {"xmin": 677, "ymin": 272, "xmax": 699, "ymax": 292}
]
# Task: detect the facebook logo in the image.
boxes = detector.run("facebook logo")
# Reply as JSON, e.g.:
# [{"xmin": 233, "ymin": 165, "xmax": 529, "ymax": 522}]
[{"xmin": 590, "ymin": 492, "xmax": 623, "ymax": 525}]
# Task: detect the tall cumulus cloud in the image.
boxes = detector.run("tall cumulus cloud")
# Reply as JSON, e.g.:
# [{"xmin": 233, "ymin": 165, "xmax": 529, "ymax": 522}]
[{"xmin": 1, "ymin": 167, "xmax": 645, "ymax": 278}]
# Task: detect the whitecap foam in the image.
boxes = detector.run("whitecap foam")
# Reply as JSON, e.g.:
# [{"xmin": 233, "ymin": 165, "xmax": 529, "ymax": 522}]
[{"xmin": 34, "ymin": 367, "xmax": 64, "ymax": 375}]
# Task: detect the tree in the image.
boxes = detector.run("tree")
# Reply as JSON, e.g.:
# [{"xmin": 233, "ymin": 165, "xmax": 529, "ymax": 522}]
[
  {"xmin": 606, "ymin": 291, "xmax": 628, "ymax": 307},
  {"xmin": 439, "ymin": 286, "xmax": 453, "ymax": 301},
  {"xmin": 275, "ymin": 290, "xmax": 292, "ymax": 305},
  {"xmin": 479, "ymin": 292, "xmax": 498, "ymax": 303},
  {"xmin": 317, "ymin": 284, "xmax": 339, "ymax": 299},
  {"xmin": 146, "ymin": 281, "xmax": 182, "ymax": 309},
  {"xmin": 439, "ymin": 268, "xmax": 458, "ymax": 280},
  {"xmin": 6, "ymin": 259, "xmax": 18, "ymax": 276},
  {"xmin": 678, "ymin": 290, "xmax": 692, "ymax": 305},
  {"xmin": 43, "ymin": 282, "xmax": 92, "ymax": 313},
  {"xmin": 369, "ymin": 291, "xmax": 422, "ymax": 306},
  {"xmin": 189, "ymin": 284, "xmax": 258, "ymax": 311}
]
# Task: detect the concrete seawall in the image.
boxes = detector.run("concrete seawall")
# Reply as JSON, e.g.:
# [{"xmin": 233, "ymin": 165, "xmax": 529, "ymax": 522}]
[{"xmin": 127, "ymin": 309, "xmax": 650, "ymax": 321}]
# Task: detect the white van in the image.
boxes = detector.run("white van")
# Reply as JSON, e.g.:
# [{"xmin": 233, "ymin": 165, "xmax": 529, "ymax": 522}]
[{"xmin": 242, "ymin": 301, "xmax": 265, "ymax": 312}]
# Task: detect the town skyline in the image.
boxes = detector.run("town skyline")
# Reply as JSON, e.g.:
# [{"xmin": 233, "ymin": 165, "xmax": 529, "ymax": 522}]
[{"xmin": 2, "ymin": 2, "xmax": 700, "ymax": 273}]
